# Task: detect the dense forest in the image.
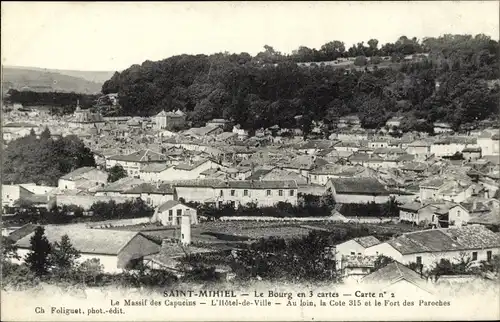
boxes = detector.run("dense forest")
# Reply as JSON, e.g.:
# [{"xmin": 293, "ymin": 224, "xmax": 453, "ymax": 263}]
[
  {"xmin": 2, "ymin": 129, "xmax": 96, "ymax": 186},
  {"xmin": 4, "ymin": 90, "xmax": 99, "ymax": 109},
  {"xmin": 100, "ymin": 34, "xmax": 499, "ymax": 132}
]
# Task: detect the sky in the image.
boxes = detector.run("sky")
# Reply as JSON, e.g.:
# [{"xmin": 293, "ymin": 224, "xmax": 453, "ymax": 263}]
[{"xmin": 1, "ymin": 1, "xmax": 499, "ymax": 72}]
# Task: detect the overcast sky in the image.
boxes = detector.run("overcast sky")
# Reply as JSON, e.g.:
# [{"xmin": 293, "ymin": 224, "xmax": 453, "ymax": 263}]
[{"xmin": 1, "ymin": 1, "xmax": 498, "ymax": 72}]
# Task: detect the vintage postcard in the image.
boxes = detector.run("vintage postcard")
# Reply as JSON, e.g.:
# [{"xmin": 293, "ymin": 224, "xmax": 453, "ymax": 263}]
[{"xmin": 1, "ymin": 1, "xmax": 499, "ymax": 321}]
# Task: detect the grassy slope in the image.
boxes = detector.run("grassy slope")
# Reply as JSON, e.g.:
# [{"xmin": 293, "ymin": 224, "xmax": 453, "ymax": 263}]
[{"xmin": 1, "ymin": 66, "xmax": 115, "ymax": 94}]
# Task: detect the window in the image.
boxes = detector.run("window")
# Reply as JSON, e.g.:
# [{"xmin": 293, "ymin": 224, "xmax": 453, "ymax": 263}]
[
  {"xmin": 279, "ymin": 190, "xmax": 283, "ymax": 196},
  {"xmin": 457, "ymin": 210, "xmax": 461, "ymax": 217},
  {"xmin": 350, "ymin": 252, "xmax": 355, "ymax": 255},
  {"xmin": 147, "ymin": 198, "xmax": 152, "ymax": 205},
  {"xmin": 243, "ymin": 190, "xmax": 248, "ymax": 196},
  {"xmin": 416, "ymin": 256, "xmax": 422, "ymax": 265},
  {"xmin": 266, "ymin": 190, "xmax": 271, "ymax": 196},
  {"xmin": 218, "ymin": 201, "xmax": 223, "ymax": 209},
  {"xmin": 230, "ymin": 201, "xmax": 236, "ymax": 208},
  {"xmin": 220, "ymin": 190, "xmax": 223, "ymax": 197},
  {"xmin": 168, "ymin": 210, "xmax": 173, "ymax": 222},
  {"xmin": 176, "ymin": 209, "xmax": 182, "ymax": 225},
  {"xmin": 472, "ymin": 252, "xmax": 478, "ymax": 261},
  {"xmin": 487, "ymin": 251, "xmax": 492, "ymax": 262},
  {"xmin": 289, "ymin": 190, "xmax": 295, "ymax": 196},
  {"xmin": 231, "ymin": 190, "xmax": 235, "ymax": 196}
]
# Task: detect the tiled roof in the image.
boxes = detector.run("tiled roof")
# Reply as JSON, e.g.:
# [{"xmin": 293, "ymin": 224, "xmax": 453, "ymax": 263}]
[
  {"xmin": 362, "ymin": 262, "xmax": 431, "ymax": 293},
  {"xmin": 283, "ymin": 156, "xmax": 329, "ymax": 170},
  {"xmin": 108, "ymin": 149, "xmax": 166, "ymax": 162},
  {"xmin": 408, "ymin": 140, "xmax": 431, "ymax": 147},
  {"xmin": 123, "ymin": 183, "xmax": 174, "ymax": 195},
  {"xmin": 174, "ymin": 159, "xmax": 212, "ymax": 171},
  {"xmin": 172, "ymin": 179, "xmax": 298, "ymax": 189},
  {"xmin": 96, "ymin": 177, "xmax": 145, "ymax": 192},
  {"xmin": 468, "ymin": 209, "xmax": 500, "ymax": 225},
  {"xmin": 396, "ymin": 154, "xmax": 416, "ymax": 162},
  {"xmin": 3, "ymin": 122, "xmax": 37, "ymax": 128},
  {"xmin": 399, "ymin": 202, "xmax": 425, "ymax": 212},
  {"xmin": 16, "ymin": 226, "xmax": 145, "ymax": 255},
  {"xmin": 387, "ymin": 225, "xmax": 500, "ymax": 254},
  {"xmin": 329, "ymin": 178, "xmax": 389, "ymax": 195},
  {"xmin": 353, "ymin": 236, "xmax": 381, "ymax": 248},
  {"xmin": 60, "ymin": 167, "xmax": 105, "ymax": 181},
  {"xmin": 247, "ymin": 169, "xmax": 273, "ymax": 180},
  {"xmin": 157, "ymin": 200, "xmax": 184, "ymax": 212},
  {"xmin": 342, "ymin": 255, "xmax": 376, "ymax": 268},
  {"xmin": 141, "ymin": 163, "xmax": 170, "ymax": 173},
  {"xmin": 373, "ymin": 147, "xmax": 406, "ymax": 155},
  {"xmin": 420, "ymin": 177, "xmax": 446, "ymax": 188}
]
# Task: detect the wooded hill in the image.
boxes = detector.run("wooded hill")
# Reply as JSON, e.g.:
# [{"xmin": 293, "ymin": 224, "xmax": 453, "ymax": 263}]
[{"xmin": 101, "ymin": 35, "xmax": 499, "ymax": 133}]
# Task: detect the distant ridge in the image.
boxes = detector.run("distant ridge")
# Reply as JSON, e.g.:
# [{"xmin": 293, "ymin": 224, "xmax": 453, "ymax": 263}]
[
  {"xmin": 3, "ymin": 65, "xmax": 116, "ymax": 84},
  {"xmin": 1, "ymin": 66, "xmax": 115, "ymax": 94}
]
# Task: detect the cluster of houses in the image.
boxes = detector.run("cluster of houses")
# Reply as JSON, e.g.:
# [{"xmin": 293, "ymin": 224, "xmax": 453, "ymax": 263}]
[
  {"xmin": 3, "ymin": 104, "xmax": 499, "ymax": 228},
  {"xmin": 2, "ymin": 103, "xmax": 499, "ymax": 281},
  {"xmin": 333, "ymin": 224, "xmax": 500, "ymax": 294}
]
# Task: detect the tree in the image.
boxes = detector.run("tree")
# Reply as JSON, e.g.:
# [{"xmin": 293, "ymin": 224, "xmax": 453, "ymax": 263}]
[
  {"xmin": 1, "ymin": 236, "xmax": 20, "ymax": 262},
  {"xmin": 373, "ymin": 255, "xmax": 394, "ymax": 271},
  {"xmin": 51, "ymin": 234, "xmax": 81, "ymax": 273},
  {"xmin": 77, "ymin": 258, "xmax": 104, "ymax": 285},
  {"xmin": 371, "ymin": 56, "xmax": 382, "ymax": 65},
  {"xmin": 107, "ymin": 165, "xmax": 127, "ymax": 182},
  {"xmin": 2, "ymin": 133, "xmax": 95, "ymax": 186},
  {"xmin": 40, "ymin": 127, "xmax": 51, "ymax": 140},
  {"xmin": 429, "ymin": 255, "xmax": 476, "ymax": 278},
  {"xmin": 25, "ymin": 226, "xmax": 52, "ymax": 276},
  {"xmin": 354, "ymin": 56, "xmax": 368, "ymax": 66}
]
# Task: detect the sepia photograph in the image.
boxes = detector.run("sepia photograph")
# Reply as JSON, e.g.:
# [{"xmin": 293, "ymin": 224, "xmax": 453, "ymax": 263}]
[{"xmin": 1, "ymin": 1, "xmax": 499, "ymax": 321}]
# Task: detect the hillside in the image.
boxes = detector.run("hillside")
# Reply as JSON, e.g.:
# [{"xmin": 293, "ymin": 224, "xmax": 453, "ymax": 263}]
[
  {"xmin": 101, "ymin": 34, "xmax": 499, "ymax": 133},
  {"xmin": 1, "ymin": 66, "xmax": 110, "ymax": 94},
  {"xmin": 4, "ymin": 66, "xmax": 116, "ymax": 84}
]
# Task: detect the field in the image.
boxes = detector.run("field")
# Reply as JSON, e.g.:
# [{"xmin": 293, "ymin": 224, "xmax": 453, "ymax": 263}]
[{"xmin": 107, "ymin": 220, "xmax": 419, "ymax": 245}]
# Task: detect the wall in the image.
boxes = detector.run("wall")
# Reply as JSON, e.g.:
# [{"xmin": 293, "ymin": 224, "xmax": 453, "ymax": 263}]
[
  {"xmin": 175, "ymin": 186, "xmax": 215, "ymax": 203},
  {"xmin": 430, "ymin": 143, "xmax": 467, "ymax": 157},
  {"xmin": 366, "ymin": 245, "xmax": 500, "ymax": 270},
  {"xmin": 156, "ymin": 160, "xmax": 221, "ymax": 181},
  {"xmin": 298, "ymin": 184, "xmax": 326, "ymax": 196},
  {"xmin": 218, "ymin": 187, "xmax": 298, "ymax": 208},
  {"xmin": 448, "ymin": 206, "xmax": 471, "ymax": 227},
  {"xmin": 118, "ymin": 234, "xmax": 161, "ymax": 269},
  {"xmin": 335, "ymin": 240, "xmax": 366, "ymax": 270},
  {"xmin": 399, "ymin": 209, "xmax": 418, "ymax": 223},
  {"xmin": 365, "ymin": 243, "xmax": 404, "ymax": 262},
  {"xmin": 401, "ymin": 248, "xmax": 500, "ymax": 270},
  {"xmin": 334, "ymin": 194, "xmax": 389, "ymax": 204},
  {"xmin": 2, "ymin": 185, "xmax": 24, "ymax": 206},
  {"xmin": 478, "ymin": 138, "xmax": 499, "ymax": 156},
  {"xmin": 120, "ymin": 192, "xmax": 174, "ymax": 208},
  {"xmin": 13, "ymin": 248, "xmax": 121, "ymax": 273},
  {"xmin": 154, "ymin": 204, "xmax": 198, "ymax": 226},
  {"xmin": 420, "ymin": 187, "xmax": 438, "ymax": 201},
  {"xmin": 407, "ymin": 146, "xmax": 430, "ymax": 156},
  {"xmin": 57, "ymin": 170, "xmax": 108, "ymax": 190},
  {"xmin": 19, "ymin": 184, "xmax": 56, "ymax": 195},
  {"xmin": 86, "ymin": 217, "xmax": 152, "ymax": 228},
  {"xmin": 55, "ymin": 195, "xmax": 133, "ymax": 210}
]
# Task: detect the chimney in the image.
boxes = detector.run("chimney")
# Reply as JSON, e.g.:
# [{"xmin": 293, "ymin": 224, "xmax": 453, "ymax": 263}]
[{"xmin": 181, "ymin": 209, "xmax": 192, "ymax": 245}]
